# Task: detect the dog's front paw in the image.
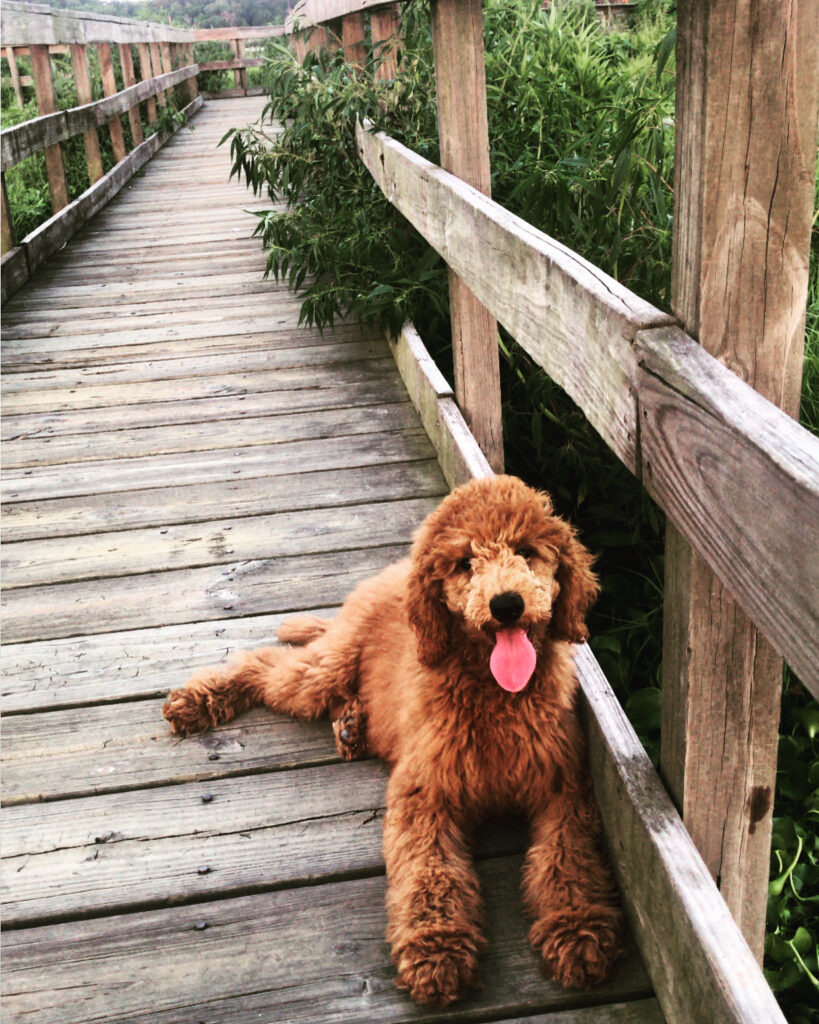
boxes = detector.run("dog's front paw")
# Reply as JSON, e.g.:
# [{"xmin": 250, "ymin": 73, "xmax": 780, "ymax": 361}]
[
  {"xmin": 394, "ymin": 932, "xmax": 482, "ymax": 1006},
  {"xmin": 163, "ymin": 668, "xmax": 230, "ymax": 736},
  {"xmin": 530, "ymin": 905, "xmax": 624, "ymax": 990}
]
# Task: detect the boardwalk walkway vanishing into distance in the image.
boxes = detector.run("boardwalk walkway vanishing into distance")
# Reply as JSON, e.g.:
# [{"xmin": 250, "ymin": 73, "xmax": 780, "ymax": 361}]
[{"xmin": 1, "ymin": 96, "xmax": 662, "ymax": 1023}]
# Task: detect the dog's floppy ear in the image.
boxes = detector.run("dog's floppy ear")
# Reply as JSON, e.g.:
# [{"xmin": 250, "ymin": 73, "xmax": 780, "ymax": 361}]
[
  {"xmin": 548, "ymin": 519, "xmax": 600, "ymax": 644},
  {"xmin": 406, "ymin": 529, "xmax": 452, "ymax": 667}
]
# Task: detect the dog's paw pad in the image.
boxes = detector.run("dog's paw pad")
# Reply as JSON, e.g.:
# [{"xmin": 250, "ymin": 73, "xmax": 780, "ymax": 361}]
[
  {"xmin": 332, "ymin": 700, "xmax": 368, "ymax": 761},
  {"xmin": 531, "ymin": 906, "xmax": 624, "ymax": 990}
]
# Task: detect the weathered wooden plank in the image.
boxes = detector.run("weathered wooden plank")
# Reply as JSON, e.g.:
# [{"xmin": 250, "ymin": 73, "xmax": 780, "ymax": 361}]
[
  {"xmin": 118, "ymin": 42, "xmax": 144, "ymax": 147},
  {"xmin": 135, "ymin": 42, "xmax": 157, "ymax": 124},
  {"xmin": 371, "ymin": 4, "xmax": 401, "ymax": 80},
  {"xmin": 1, "ymin": 0, "xmax": 193, "ymax": 45},
  {"xmin": 1, "ymin": 761, "xmax": 390, "ymax": 922},
  {"xmin": 0, "ymin": 364, "xmax": 406, "ymax": 436},
  {"xmin": 3, "ymin": 459, "xmax": 443, "ymax": 546},
  {"xmin": 661, "ymin": 0, "xmax": 819, "ymax": 958},
  {"xmin": 2, "ymin": 401, "xmax": 419, "ymax": 469},
  {"xmin": 287, "ymin": 0, "xmax": 402, "ymax": 30},
  {"xmin": 388, "ymin": 322, "xmax": 492, "ymax": 489},
  {"xmin": 1, "ymin": 431, "xmax": 435, "ymax": 506},
  {"xmin": 1, "ymin": 701, "xmax": 340, "ymax": 805},
  {"xmin": 0, "ymin": 608, "xmax": 340, "ymax": 713},
  {"xmin": 485, "ymin": 1008, "xmax": 664, "ymax": 1024},
  {"xmin": 577, "ymin": 643, "xmax": 786, "ymax": 1024},
  {"xmin": 0, "ymin": 856, "xmax": 652, "ymax": 1024},
  {"xmin": 2, "ymin": 340, "xmax": 388, "ymax": 392},
  {"xmin": 357, "ymin": 126, "xmax": 673, "ymax": 473},
  {"xmin": 1, "ymin": 542, "xmax": 409, "ymax": 642},
  {"xmin": 1, "ymin": 171, "xmax": 15, "ymax": 253},
  {"xmin": 0, "ymin": 324, "xmax": 377, "ymax": 369},
  {"xmin": 636, "ymin": 326, "xmax": 819, "ymax": 700},
  {"xmin": 2, "ymin": 495, "xmax": 438, "ymax": 588},
  {"xmin": 193, "ymin": 24, "xmax": 287, "ymax": 41}
]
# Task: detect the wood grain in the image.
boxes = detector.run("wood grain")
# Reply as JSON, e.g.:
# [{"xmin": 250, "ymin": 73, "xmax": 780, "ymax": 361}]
[
  {"xmin": 69, "ymin": 43, "xmax": 104, "ymax": 183},
  {"xmin": 577, "ymin": 643, "xmax": 786, "ymax": 1024},
  {"xmin": 660, "ymin": 0, "xmax": 819, "ymax": 958},
  {"xmin": 96, "ymin": 43, "xmax": 127, "ymax": 163},
  {"xmin": 0, "ymin": 856, "xmax": 652, "ymax": 1024},
  {"xmin": 28, "ymin": 43, "xmax": 68, "ymax": 212},
  {"xmin": 636, "ymin": 326, "xmax": 819, "ymax": 701},
  {"xmin": 357, "ymin": 125, "xmax": 673, "ymax": 473},
  {"xmin": 1, "ymin": 0, "xmax": 193, "ymax": 46}
]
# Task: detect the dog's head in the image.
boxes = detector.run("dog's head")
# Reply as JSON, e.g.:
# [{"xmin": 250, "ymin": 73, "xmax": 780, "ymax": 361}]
[{"xmin": 406, "ymin": 476, "xmax": 599, "ymax": 686}]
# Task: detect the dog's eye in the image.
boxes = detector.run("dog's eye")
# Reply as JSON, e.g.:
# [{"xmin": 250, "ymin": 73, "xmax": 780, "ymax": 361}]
[
  {"xmin": 457, "ymin": 557, "xmax": 473, "ymax": 573},
  {"xmin": 515, "ymin": 547, "xmax": 536, "ymax": 561}
]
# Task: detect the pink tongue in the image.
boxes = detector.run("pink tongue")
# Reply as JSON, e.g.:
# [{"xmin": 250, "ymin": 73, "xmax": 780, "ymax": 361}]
[{"xmin": 490, "ymin": 627, "xmax": 536, "ymax": 692}]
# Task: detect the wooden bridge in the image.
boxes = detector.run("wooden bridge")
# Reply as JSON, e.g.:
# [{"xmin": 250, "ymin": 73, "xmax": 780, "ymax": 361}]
[{"xmin": 2, "ymin": 3, "xmax": 818, "ymax": 1023}]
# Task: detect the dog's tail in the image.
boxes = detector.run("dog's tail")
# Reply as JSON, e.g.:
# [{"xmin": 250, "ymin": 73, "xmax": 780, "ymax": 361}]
[{"xmin": 277, "ymin": 614, "xmax": 331, "ymax": 646}]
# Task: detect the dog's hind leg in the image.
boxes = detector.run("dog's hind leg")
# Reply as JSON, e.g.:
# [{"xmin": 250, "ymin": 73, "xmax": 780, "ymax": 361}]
[
  {"xmin": 163, "ymin": 626, "xmax": 358, "ymax": 737},
  {"xmin": 276, "ymin": 614, "xmax": 331, "ymax": 646}
]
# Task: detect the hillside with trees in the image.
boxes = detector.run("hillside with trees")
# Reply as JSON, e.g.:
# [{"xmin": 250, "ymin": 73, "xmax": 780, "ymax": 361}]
[{"xmin": 56, "ymin": 0, "xmax": 291, "ymax": 27}]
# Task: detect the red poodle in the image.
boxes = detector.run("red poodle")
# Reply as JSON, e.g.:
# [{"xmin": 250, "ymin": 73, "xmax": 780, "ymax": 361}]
[{"xmin": 163, "ymin": 475, "xmax": 624, "ymax": 1005}]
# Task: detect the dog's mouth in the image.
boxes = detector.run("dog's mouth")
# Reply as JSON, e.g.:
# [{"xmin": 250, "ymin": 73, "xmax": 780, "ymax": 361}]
[{"xmin": 489, "ymin": 626, "xmax": 536, "ymax": 693}]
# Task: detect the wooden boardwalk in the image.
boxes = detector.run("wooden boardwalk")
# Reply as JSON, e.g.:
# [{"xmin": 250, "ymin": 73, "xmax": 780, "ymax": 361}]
[{"xmin": 1, "ymin": 97, "xmax": 661, "ymax": 1023}]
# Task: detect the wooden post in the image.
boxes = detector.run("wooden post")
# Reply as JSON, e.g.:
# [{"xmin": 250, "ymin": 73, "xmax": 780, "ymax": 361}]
[
  {"xmin": 341, "ymin": 12, "xmax": 367, "ymax": 70},
  {"xmin": 371, "ymin": 4, "xmax": 401, "ymax": 81},
  {"xmin": 28, "ymin": 44, "xmax": 69, "ymax": 213},
  {"xmin": 186, "ymin": 43, "xmax": 199, "ymax": 100},
  {"xmin": 96, "ymin": 43, "xmax": 127, "ymax": 163},
  {"xmin": 661, "ymin": 0, "xmax": 819, "ymax": 962},
  {"xmin": 6, "ymin": 46, "xmax": 24, "ymax": 106},
  {"xmin": 305, "ymin": 25, "xmax": 328, "ymax": 57},
  {"xmin": 118, "ymin": 43, "xmax": 144, "ymax": 147},
  {"xmin": 69, "ymin": 44, "xmax": 104, "ymax": 184},
  {"xmin": 1, "ymin": 174, "xmax": 15, "ymax": 255},
  {"xmin": 230, "ymin": 38, "xmax": 249, "ymax": 94},
  {"xmin": 429, "ymin": 0, "xmax": 504, "ymax": 472},
  {"xmin": 136, "ymin": 43, "xmax": 158, "ymax": 124},
  {"xmin": 149, "ymin": 42, "xmax": 167, "ymax": 106}
]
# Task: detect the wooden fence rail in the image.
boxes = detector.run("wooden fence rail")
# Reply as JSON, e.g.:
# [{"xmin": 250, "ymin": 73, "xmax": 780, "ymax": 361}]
[
  {"xmin": 193, "ymin": 25, "xmax": 285, "ymax": 99},
  {"xmin": 0, "ymin": 1, "xmax": 200, "ymax": 301}
]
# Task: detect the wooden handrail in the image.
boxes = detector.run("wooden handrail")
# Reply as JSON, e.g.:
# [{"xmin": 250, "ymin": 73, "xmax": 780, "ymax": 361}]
[
  {"xmin": 1, "ymin": 65, "xmax": 198, "ymax": 171},
  {"xmin": 357, "ymin": 125, "xmax": 819, "ymax": 702},
  {"xmin": 1, "ymin": 0, "xmax": 192, "ymax": 44},
  {"xmin": 286, "ymin": 0, "xmax": 399, "ymax": 32}
]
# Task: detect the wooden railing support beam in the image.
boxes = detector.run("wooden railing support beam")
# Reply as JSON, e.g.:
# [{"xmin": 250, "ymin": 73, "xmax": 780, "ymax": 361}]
[
  {"xmin": 69, "ymin": 43, "xmax": 104, "ymax": 184},
  {"xmin": 6, "ymin": 46, "xmax": 24, "ymax": 105},
  {"xmin": 429, "ymin": 0, "xmax": 503, "ymax": 472},
  {"xmin": 149, "ymin": 42, "xmax": 167, "ymax": 106},
  {"xmin": 661, "ymin": 0, "xmax": 819, "ymax": 961},
  {"xmin": 118, "ymin": 43, "xmax": 144, "ymax": 147},
  {"xmin": 28, "ymin": 43, "xmax": 68, "ymax": 212},
  {"xmin": 136, "ymin": 43, "xmax": 158, "ymax": 124},
  {"xmin": 97, "ymin": 43, "xmax": 127, "ymax": 163},
  {"xmin": 371, "ymin": 3, "xmax": 401, "ymax": 81},
  {"xmin": 341, "ymin": 12, "xmax": 366, "ymax": 69}
]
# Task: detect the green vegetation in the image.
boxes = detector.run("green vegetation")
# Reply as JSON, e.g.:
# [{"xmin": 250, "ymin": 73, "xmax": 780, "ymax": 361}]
[{"xmin": 224, "ymin": 1, "xmax": 819, "ymax": 1017}]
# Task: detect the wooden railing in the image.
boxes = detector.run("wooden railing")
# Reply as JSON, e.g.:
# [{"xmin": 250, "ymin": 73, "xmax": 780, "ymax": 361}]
[
  {"xmin": 193, "ymin": 24, "xmax": 286, "ymax": 99},
  {"xmin": 0, "ymin": 1, "xmax": 201, "ymax": 300},
  {"xmin": 285, "ymin": 2, "xmax": 819, "ymax": 1022}
]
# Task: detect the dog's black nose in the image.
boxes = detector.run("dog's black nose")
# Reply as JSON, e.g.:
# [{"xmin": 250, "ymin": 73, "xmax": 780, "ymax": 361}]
[{"xmin": 489, "ymin": 591, "xmax": 525, "ymax": 624}]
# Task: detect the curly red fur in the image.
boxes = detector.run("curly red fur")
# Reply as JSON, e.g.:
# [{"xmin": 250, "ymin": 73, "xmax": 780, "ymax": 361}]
[{"xmin": 163, "ymin": 475, "xmax": 624, "ymax": 1005}]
